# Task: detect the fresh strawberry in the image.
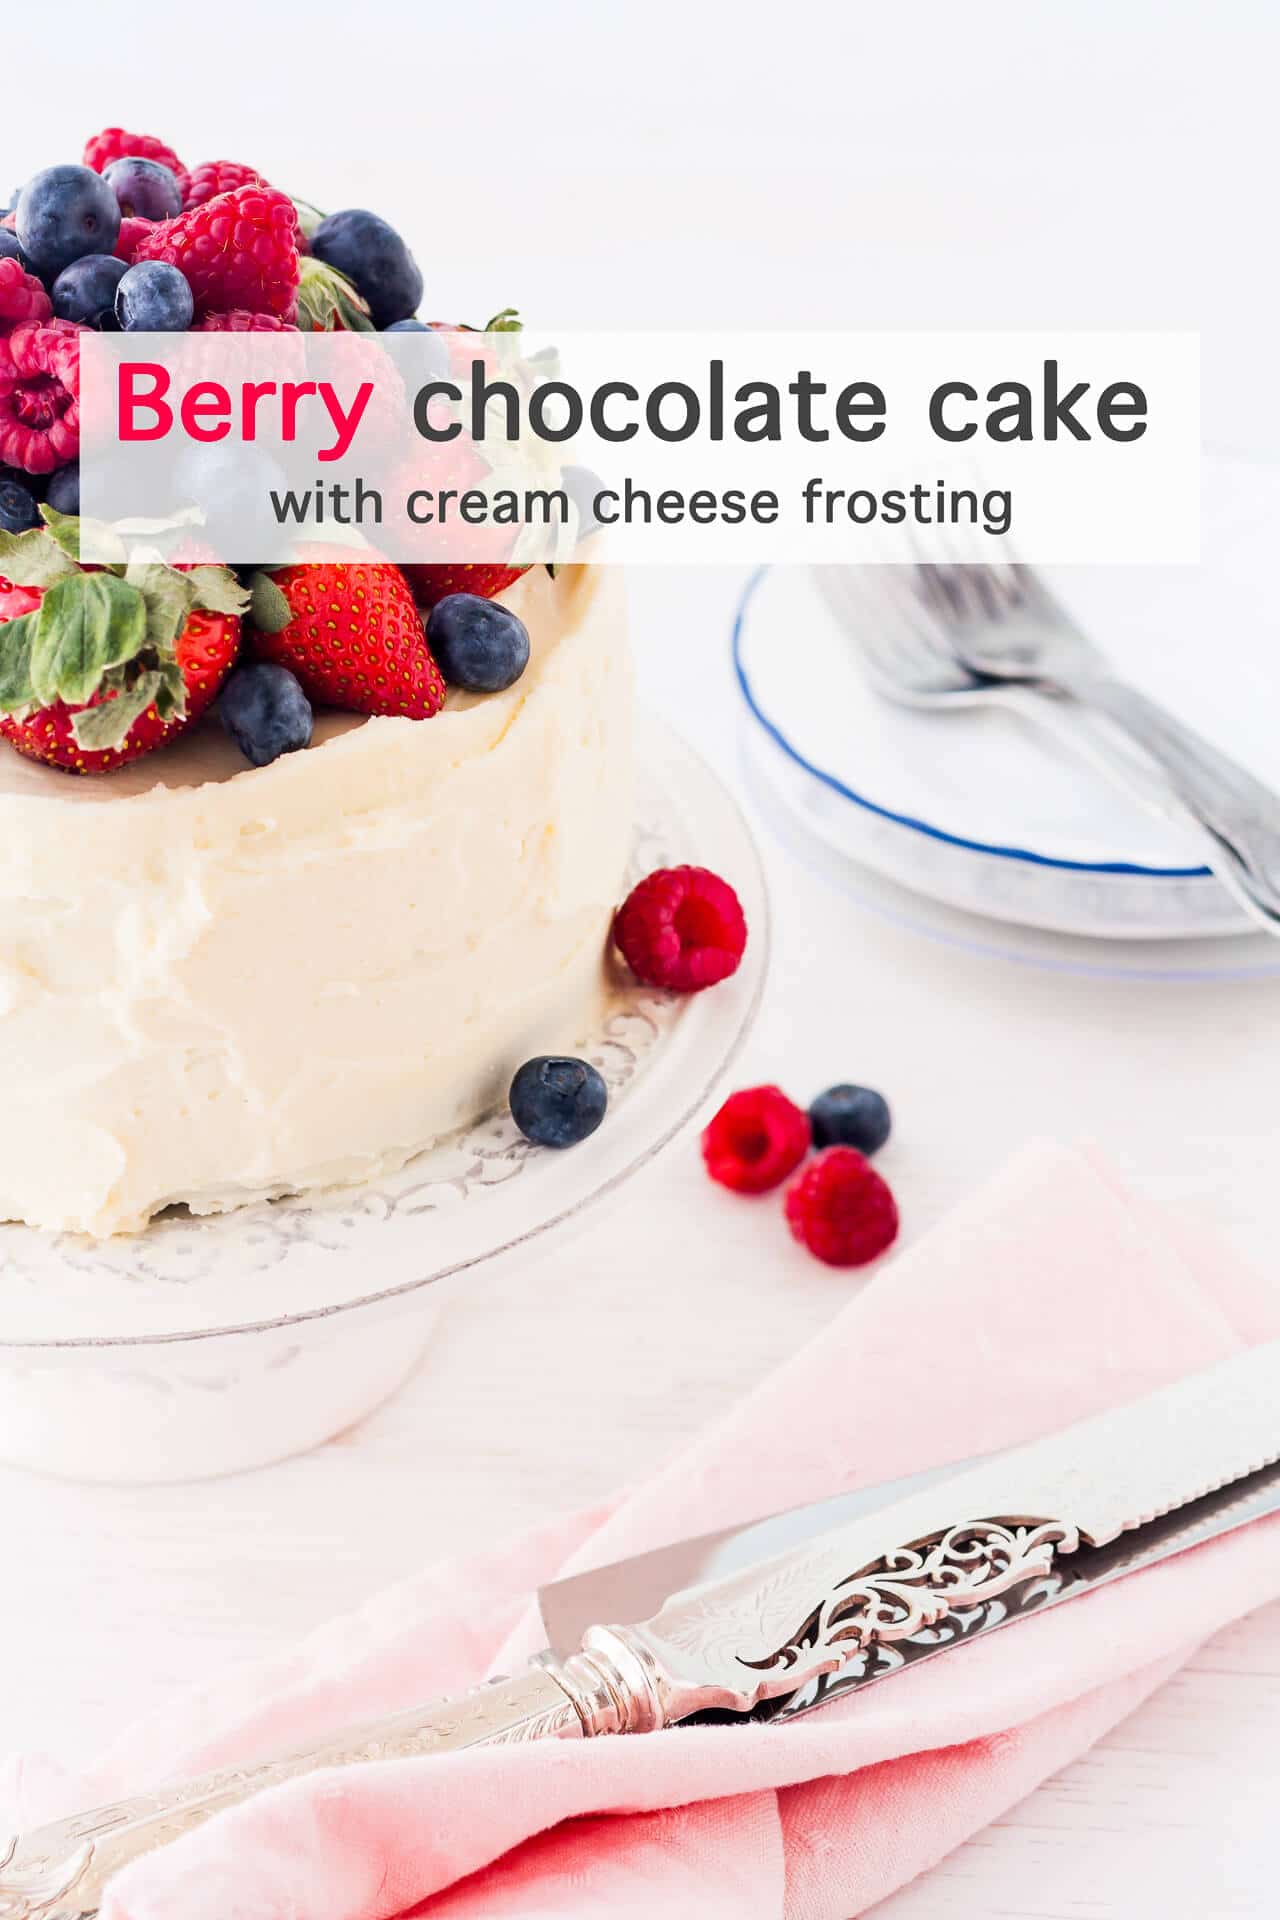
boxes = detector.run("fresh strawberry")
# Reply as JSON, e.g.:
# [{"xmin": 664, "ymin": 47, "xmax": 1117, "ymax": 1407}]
[
  {"xmin": 133, "ymin": 186, "xmax": 300, "ymax": 324},
  {"xmin": 114, "ymin": 216, "xmax": 156, "ymax": 262},
  {"xmin": 182, "ymin": 160, "xmax": 267, "ymax": 211},
  {"xmin": 0, "ymin": 521, "xmax": 248, "ymax": 773},
  {"xmin": 0, "ymin": 321, "xmax": 81, "ymax": 474},
  {"xmin": 401, "ymin": 562, "xmax": 528, "ymax": 608},
  {"xmin": 247, "ymin": 560, "xmax": 445, "ymax": 719},
  {"xmin": 83, "ymin": 127, "xmax": 188, "ymax": 201},
  {"xmin": 0, "ymin": 258, "xmax": 53, "ymax": 336},
  {"xmin": 191, "ymin": 310, "xmax": 294, "ymax": 332}
]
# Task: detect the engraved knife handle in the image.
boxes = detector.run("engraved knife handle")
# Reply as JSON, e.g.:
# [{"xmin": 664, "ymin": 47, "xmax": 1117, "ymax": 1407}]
[{"xmin": 0, "ymin": 1668, "xmax": 582, "ymax": 1920}]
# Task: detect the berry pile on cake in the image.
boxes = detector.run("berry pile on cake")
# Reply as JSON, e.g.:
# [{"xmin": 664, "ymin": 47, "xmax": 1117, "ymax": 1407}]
[{"xmin": 0, "ymin": 129, "xmax": 750, "ymax": 1238}]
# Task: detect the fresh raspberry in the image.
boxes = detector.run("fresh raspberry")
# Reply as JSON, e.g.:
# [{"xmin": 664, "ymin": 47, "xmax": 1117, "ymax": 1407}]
[
  {"xmin": 0, "ymin": 257, "xmax": 53, "ymax": 335},
  {"xmin": 83, "ymin": 127, "xmax": 188, "ymax": 199},
  {"xmin": 613, "ymin": 865, "xmax": 748, "ymax": 993},
  {"xmin": 133, "ymin": 186, "xmax": 300, "ymax": 324},
  {"xmin": 191, "ymin": 309, "xmax": 293, "ymax": 332},
  {"xmin": 182, "ymin": 160, "xmax": 267, "ymax": 211},
  {"xmin": 784, "ymin": 1147, "xmax": 899, "ymax": 1268},
  {"xmin": 701, "ymin": 1086, "xmax": 810, "ymax": 1194},
  {"xmin": 0, "ymin": 321, "xmax": 81, "ymax": 474},
  {"xmin": 114, "ymin": 216, "xmax": 156, "ymax": 262}
]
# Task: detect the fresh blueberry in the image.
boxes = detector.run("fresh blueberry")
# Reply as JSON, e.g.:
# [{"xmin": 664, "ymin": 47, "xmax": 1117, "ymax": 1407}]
[
  {"xmin": 102, "ymin": 156, "xmax": 182, "ymax": 222},
  {"xmin": 0, "ymin": 230, "xmax": 24, "ymax": 264},
  {"xmin": 561, "ymin": 463, "xmax": 605, "ymax": 538},
  {"xmin": 384, "ymin": 323, "xmax": 450, "ymax": 382},
  {"xmin": 426, "ymin": 593, "xmax": 530, "ymax": 693},
  {"xmin": 0, "ymin": 471, "xmax": 40, "ymax": 534},
  {"xmin": 16, "ymin": 164, "xmax": 122, "ymax": 279},
  {"xmin": 51, "ymin": 253, "xmax": 128, "ymax": 327},
  {"xmin": 509, "ymin": 1056, "xmax": 608, "ymax": 1148},
  {"xmin": 116, "ymin": 259, "xmax": 194, "ymax": 331},
  {"xmin": 219, "ymin": 662, "xmax": 314, "ymax": 767},
  {"xmin": 311, "ymin": 209, "xmax": 423, "ymax": 329},
  {"xmin": 44, "ymin": 462, "xmax": 80, "ymax": 516},
  {"xmin": 808, "ymin": 1084, "xmax": 892, "ymax": 1156}
]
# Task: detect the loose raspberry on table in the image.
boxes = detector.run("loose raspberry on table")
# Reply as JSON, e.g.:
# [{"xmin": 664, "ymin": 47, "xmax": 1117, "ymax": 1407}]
[
  {"xmin": 133, "ymin": 186, "xmax": 300, "ymax": 324},
  {"xmin": 83, "ymin": 127, "xmax": 188, "ymax": 200},
  {"xmin": 182, "ymin": 160, "xmax": 268, "ymax": 211},
  {"xmin": 784, "ymin": 1147, "xmax": 899, "ymax": 1268},
  {"xmin": 613, "ymin": 865, "xmax": 748, "ymax": 993},
  {"xmin": 0, "ymin": 321, "xmax": 81, "ymax": 474},
  {"xmin": 702, "ymin": 1085, "xmax": 811, "ymax": 1194},
  {"xmin": 0, "ymin": 257, "xmax": 53, "ymax": 335}
]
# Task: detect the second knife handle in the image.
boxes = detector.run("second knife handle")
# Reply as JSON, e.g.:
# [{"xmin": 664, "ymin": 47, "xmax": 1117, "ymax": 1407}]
[{"xmin": 0, "ymin": 1668, "xmax": 582, "ymax": 1920}]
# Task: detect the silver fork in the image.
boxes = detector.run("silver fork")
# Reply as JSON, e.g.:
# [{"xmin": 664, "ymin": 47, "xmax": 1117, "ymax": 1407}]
[{"xmin": 817, "ymin": 561, "xmax": 1280, "ymax": 932}]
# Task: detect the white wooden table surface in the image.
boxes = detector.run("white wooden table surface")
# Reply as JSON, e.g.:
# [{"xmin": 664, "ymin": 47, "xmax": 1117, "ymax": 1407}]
[
  {"xmin": 3, "ymin": 4, "xmax": 1279, "ymax": 1908},
  {"xmin": 3, "ymin": 566, "xmax": 1278, "ymax": 1915}
]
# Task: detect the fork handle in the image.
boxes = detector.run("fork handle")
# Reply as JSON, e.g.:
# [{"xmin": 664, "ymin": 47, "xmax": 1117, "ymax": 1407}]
[{"xmin": 1049, "ymin": 668, "xmax": 1280, "ymax": 928}]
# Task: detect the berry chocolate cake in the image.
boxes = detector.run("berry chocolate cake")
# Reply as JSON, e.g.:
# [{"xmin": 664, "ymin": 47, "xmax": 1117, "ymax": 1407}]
[
  {"xmin": 0, "ymin": 128, "xmax": 636, "ymax": 1236},
  {"xmin": 0, "ymin": 559, "xmax": 632, "ymax": 1237}
]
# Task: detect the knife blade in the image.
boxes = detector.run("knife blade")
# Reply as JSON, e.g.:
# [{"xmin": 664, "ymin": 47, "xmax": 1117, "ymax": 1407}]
[{"xmin": 6, "ymin": 1340, "xmax": 1280, "ymax": 1919}]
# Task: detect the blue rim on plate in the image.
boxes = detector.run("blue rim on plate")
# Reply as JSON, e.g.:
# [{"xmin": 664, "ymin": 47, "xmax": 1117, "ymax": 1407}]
[{"xmin": 731, "ymin": 565, "xmax": 1213, "ymax": 880}]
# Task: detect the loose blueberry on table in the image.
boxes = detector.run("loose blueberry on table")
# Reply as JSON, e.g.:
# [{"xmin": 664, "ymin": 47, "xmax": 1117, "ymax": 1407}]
[{"xmin": 808, "ymin": 1083, "xmax": 892, "ymax": 1156}]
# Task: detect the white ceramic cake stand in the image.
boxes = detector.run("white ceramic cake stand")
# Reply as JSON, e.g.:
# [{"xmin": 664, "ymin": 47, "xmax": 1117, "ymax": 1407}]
[{"xmin": 0, "ymin": 712, "xmax": 768, "ymax": 1484}]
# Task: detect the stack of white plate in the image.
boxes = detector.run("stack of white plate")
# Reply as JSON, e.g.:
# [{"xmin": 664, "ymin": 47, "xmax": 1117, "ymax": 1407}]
[{"xmin": 735, "ymin": 453, "xmax": 1280, "ymax": 980}]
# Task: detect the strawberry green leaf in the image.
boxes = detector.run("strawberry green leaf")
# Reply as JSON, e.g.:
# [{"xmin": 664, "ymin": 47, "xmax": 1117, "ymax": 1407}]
[
  {"xmin": 248, "ymin": 571, "xmax": 294, "ymax": 635},
  {"xmin": 39, "ymin": 505, "xmax": 84, "ymax": 562},
  {"xmin": 69, "ymin": 653, "xmax": 189, "ymax": 752},
  {"xmin": 70, "ymin": 669, "xmax": 164, "ymax": 752},
  {"xmin": 484, "ymin": 308, "xmax": 523, "ymax": 333},
  {"xmin": 0, "ymin": 612, "xmax": 38, "ymax": 715},
  {"xmin": 0, "ymin": 526, "xmax": 77, "ymax": 591},
  {"xmin": 297, "ymin": 257, "xmax": 375, "ymax": 333},
  {"xmin": 129, "ymin": 562, "xmax": 196, "ymax": 654},
  {"xmin": 289, "ymin": 195, "xmax": 326, "ymax": 241},
  {"xmin": 151, "ymin": 657, "xmax": 187, "ymax": 721},
  {"xmin": 30, "ymin": 574, "xmax": 149, "ymax": 710},
  {"xmin": 185, "ymin": 565, "xmax": 251, "ymax": 618}
]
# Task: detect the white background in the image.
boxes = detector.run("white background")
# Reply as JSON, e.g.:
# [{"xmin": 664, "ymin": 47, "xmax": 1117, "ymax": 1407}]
[{"xmin": 4, "ymin": 5, "xmax": 1279, "ymax": 1916}]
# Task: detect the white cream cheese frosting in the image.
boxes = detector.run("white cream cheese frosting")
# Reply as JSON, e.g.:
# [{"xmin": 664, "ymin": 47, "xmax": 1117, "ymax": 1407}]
[{"xmin": 0, "ymin": 564, "xmax": 633, "ymax": 1237}]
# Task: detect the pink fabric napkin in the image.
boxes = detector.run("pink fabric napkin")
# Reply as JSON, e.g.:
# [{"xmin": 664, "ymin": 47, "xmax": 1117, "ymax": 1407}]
[{"xmin": 9, "ymin": 1141, "xmax": 1280, "ymax": 1919}]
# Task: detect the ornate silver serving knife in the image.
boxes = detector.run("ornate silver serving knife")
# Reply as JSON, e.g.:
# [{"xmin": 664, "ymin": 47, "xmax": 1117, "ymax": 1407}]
[{"xmin": 6, "ymin": 1340, "xmax": 1280, "ymax": 1920}]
